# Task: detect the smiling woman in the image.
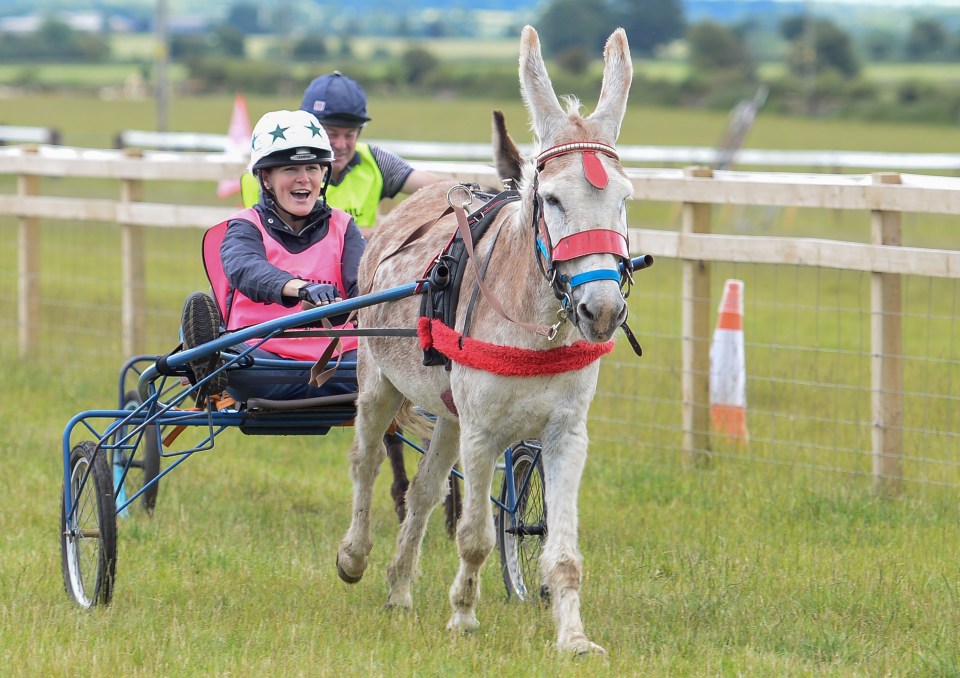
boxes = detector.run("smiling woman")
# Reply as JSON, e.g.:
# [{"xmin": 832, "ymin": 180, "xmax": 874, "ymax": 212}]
[
  {"xmin": 247, "ymin": 108, "xmax": 334, "ymax": 226},
  {"xmin": 188, "ymin": 107, "xmax": 364, "ymax": 402}
]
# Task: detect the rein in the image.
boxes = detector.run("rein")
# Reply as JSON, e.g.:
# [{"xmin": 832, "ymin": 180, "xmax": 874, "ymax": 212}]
[{"xmin": 448, "ymin": 191, "xmax": 558, "ymax": 339}]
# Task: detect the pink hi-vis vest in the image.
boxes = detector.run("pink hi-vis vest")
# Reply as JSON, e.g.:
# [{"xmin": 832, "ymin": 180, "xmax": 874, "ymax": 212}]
[{"xmin": 202, "ymin": 207, "xmax": 358, "ymax": 361}]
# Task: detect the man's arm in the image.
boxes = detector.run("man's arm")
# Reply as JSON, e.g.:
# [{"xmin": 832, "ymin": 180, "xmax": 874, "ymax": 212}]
[
  {"xmin": 368, "ymin": 146, "xmax": 444, "ymax": 235},
  {"xmin": 400, "ymin": 168, "xmax": 444, "ymax": 196},
  {"xmin": 372, "ymin": 146, "xmax": 443, "ymax": 200}
]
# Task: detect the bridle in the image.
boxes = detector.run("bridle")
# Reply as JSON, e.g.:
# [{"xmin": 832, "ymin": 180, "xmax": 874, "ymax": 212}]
[
  {"xmin": 530, "ymin": 141, "xmax": 634, "ymax": 322},
  {"xmin": 421, "ymin": 139, "xmax": 639, "ymax": 347}
]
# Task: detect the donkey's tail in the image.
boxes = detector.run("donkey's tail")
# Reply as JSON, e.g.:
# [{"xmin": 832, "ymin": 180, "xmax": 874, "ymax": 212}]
[{"xmin": 394, "ymin": 399, "xmax": 435, "ymax": 441}]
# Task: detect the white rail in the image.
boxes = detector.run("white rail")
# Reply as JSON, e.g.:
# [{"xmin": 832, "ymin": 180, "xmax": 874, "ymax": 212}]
[
  {"xmin": 0, "ymin": 124, "xmax": 58, "ymax": 145},
  {"xmin": 116, "ymin": 129, "xmax": 960, "ymax": 172}
]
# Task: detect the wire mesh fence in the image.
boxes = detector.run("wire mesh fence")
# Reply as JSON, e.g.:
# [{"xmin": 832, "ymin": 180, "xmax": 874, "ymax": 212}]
[
  {"xmin": 3, "ymin": 155, "xmax": 960, "ymax": 495},
  {"xmin": 593, "ymin": 258, "xmax": 960, "ymax": 492}
]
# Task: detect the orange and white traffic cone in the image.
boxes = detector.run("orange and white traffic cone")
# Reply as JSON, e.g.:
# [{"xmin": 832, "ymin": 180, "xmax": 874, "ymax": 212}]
[
  {"xmin": 217, "ymin": 93, "xmax": 252, "ymax": 200},
  {"xmin": 710, "ymin": 279, "xmax": 749, "ymax": 442}
]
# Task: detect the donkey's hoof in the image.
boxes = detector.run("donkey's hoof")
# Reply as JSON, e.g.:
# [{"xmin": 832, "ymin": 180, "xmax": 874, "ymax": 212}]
[
  {"xmin": 336, "ymin": 551, "xmax": 364, "ymax": 584},
  {"xmin": 559, "ymin": 636, "xmax": 606, "ymax": 656},
  {"xmin": 384, "ymin": 582, "xmax": 413, "ymax": 609},
  {"xmin": 446, "ymin": 611, "xmax": 480, "ymax": 633}
]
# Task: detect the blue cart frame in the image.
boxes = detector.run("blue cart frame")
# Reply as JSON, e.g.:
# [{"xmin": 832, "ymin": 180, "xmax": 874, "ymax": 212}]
[{"xmin": 61, "ymin": 256, "xmax": 651, "ymax": 609}]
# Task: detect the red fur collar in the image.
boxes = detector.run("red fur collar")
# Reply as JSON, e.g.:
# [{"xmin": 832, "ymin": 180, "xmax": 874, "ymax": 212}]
[{"xmin": 417, "ymin": 317, "xmax": 613, "ymax": 376}]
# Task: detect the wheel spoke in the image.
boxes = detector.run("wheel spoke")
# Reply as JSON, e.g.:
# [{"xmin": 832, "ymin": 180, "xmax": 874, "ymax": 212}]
[
  {"xmin": 498, "ymin": 442, "xmax": 547, "ymax": 602},
  {"xmin": 61, "ymin": 441, "xmax": 117, "ymax": 608}
]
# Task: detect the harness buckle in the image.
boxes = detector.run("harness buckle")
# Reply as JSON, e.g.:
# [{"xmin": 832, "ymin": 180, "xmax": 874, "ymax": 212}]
[
  {"xmin": 547, "ymin": 307, "xmax": 568, "ymax": 341},
  {"xmin": 446, "ymin": 184, "xmax": 474, "ymax": 210},
  {"xmin": 621, "ymin": 265, "xmax": 635, "ymax": 298}
]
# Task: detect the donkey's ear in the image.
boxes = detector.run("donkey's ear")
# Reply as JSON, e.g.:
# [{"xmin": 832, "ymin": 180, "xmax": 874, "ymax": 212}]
[
  {"xmin": 587, "ymin": 28, "xmax": 633, "ymax": 142},
  {"xmin": 518, "ymin": 25, "xmax": 564, "ymax": 144},
  {"xmin": 492, "ymin": 110, "xmax": 523, "ymax": 185}
]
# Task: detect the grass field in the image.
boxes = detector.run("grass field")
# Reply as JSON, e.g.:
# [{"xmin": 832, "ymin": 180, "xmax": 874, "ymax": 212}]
[
  {"xmin": 2, "ymin": 94, "xmax": 960, "ymax": 674},
  {"xmin": 2, "ymin": 347, "xmax": 959, "ymax": 675}
]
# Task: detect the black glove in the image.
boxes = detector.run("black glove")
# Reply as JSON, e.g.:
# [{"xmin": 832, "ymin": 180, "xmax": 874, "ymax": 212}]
[{"xmin": 298, "ymin": 283, "xmax": 341, "ymax": 305}]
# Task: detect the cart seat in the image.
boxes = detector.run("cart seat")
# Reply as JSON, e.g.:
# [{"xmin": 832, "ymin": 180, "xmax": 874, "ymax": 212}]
[
  {"xmin": 245, "ymin": 392, "xmax": 357, "ymax": 413},
  {"xmin": 234, "ymin": 390, "xmax": 358, "ymax": 436}
]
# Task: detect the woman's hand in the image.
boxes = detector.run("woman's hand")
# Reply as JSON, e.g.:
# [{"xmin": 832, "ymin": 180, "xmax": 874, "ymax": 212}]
[{"xmin": 298, "ymin": 283, "xmax": 342, "ymax": 307}]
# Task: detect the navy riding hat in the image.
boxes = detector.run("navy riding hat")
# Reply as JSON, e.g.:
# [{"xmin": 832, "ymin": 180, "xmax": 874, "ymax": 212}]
[{"xmin": 300, "ymin": 71, "xmax": 372, "ymax": 128}]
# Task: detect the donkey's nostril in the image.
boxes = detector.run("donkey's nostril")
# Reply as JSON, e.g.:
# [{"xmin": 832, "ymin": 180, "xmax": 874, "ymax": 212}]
[
  {"xmin": 577, "ymin": 302, "xmax": 597, "ymax": 323},
  {"xmin": 614, "ymin": 302, "xmax": 628, "ymax": 327}
]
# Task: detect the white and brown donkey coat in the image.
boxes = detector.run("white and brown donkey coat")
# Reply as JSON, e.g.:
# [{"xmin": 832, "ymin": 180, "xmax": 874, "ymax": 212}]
[{"xmin": 337, "ymin": 25, "xmax": 635, "ymax": 655}]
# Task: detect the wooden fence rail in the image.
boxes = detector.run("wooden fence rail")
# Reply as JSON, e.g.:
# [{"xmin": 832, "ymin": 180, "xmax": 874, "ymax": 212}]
[{"xmin": 3, "ymin": 144, "xmax": 960, "ymax": 494}]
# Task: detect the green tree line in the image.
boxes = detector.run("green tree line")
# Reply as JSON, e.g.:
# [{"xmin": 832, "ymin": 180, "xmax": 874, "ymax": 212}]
[
  {"xmin": 4, "ymin": 1, "xmax": 960, "ymax": 125},
  {"xmin": 0, "ymin": 17, "xmax": 109, "ymax": 62}
]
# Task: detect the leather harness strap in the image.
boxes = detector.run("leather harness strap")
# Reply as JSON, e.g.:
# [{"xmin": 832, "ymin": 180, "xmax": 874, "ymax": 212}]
[
  {"xmin": 361, "ymin": 206, "xmax": 454, "ymax": 296},
  {"xmin": 451, "ymin": 201, "xmax": 554, "ymax": 338}
]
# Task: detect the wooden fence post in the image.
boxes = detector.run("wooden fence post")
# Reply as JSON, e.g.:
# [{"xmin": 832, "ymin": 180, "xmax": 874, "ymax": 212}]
[
  {"xmin": 121, "ymin": 148, "xmax": 146, "ymax": 356},
  {"xmin": 871, "ymin": 172, "xmax": 904, "ymax": 496},
  {"xmin": 681, "ymin": 166, "xmax": 714, "ymax": 467},
  {"xmin": 17, "ymin": 146, "xmax": 40, "ymax": 358}
]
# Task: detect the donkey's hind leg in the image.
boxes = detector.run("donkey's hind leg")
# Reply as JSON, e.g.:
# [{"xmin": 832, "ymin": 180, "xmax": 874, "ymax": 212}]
[
  {"xmin": 385, "ymin": 416, "xmax": 459, "ymax": 609},
  {"xmin": 384, "ymin": 431, "xmax": 408, "ymax": 522},
  {"xmin": 337, "ymin": 374, "xmax": 405, "ymax": 584}
]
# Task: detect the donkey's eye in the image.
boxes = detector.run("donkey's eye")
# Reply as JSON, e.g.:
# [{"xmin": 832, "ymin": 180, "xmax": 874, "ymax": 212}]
[{"xmin": 543, "ymin": 194, "xmax": 563, "ymax": 211}]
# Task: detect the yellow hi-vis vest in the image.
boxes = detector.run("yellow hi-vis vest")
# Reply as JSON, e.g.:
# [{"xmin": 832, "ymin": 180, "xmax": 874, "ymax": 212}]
[{"xmin": 240, "ymin": 143, "xmax": 384, "ymax": 228}]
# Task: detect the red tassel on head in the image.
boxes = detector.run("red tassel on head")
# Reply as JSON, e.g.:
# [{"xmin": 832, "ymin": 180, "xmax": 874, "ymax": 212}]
[{"xmin": 582, "ymin": 151, "xmax": 608, "ymax": 189}]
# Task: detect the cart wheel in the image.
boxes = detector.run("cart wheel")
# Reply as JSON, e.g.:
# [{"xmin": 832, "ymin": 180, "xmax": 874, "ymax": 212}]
[
  {"xmin": 60, "ymin": 441, "xmax": 117, "ymax": 608},
  {"xmin": 497, "ymin": 440, "xmax": 548, "ymax": 602},
  {"xmin": 112, "ymin": 390, "xmax": 161, "ymax": 514}
]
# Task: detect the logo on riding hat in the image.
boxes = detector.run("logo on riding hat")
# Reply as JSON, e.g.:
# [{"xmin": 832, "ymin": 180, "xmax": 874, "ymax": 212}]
[{"xmin": 290, "ymin": 149, "xmax": 318, "ymax": 161}]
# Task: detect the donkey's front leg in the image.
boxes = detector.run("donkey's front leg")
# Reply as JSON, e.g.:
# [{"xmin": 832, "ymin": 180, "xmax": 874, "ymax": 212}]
[
  {"xmin": 541, "ymin": 423, "xmax": 606, "ymax": 655},
  {"xmin": 337, "ymin": 380, "xmax": 404, "ymax": 584},
  {"xmin": 446, "ymin": 431, "xmax": 499, "ymax": 633},
  {"xmin": 385, "ymin": 417, "xmax": 459, "ymax": 608}
]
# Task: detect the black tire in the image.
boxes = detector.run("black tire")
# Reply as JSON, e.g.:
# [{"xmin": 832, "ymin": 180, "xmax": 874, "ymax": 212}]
[
  {"xmin": 181, "ymin": 291, "xmax": 227, "ymax": 399},
  {"xmin": 112, "ymin": 390, "xmax": 161, "ymax": 514},
  {"xmin": 61, "ymin": 441, "xmax": 118, "ymax": 608},
  {"xmin": 497, "ymin": 440, "xmax": 548, "ymax": 602}
]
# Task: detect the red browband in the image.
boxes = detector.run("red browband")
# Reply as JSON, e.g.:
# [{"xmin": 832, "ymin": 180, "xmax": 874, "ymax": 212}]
[
  {"xmin": 536, "ymin": 142, "xmax": 619, "ymax": 169},
  {"xmin": 537, "ymin": 141, "xmax": 619, "ymax": 190}
]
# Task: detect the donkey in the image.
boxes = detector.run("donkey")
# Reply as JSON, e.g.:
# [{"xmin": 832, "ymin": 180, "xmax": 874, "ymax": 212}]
[{"xmin": 336, "ymin": 25, "xmax": 634, "ymax": 655}]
